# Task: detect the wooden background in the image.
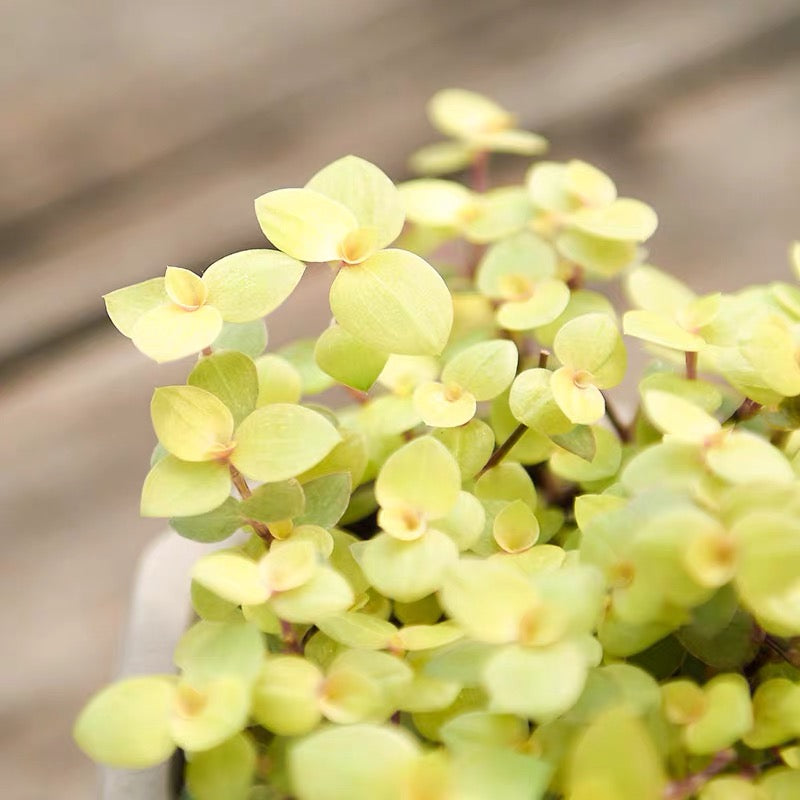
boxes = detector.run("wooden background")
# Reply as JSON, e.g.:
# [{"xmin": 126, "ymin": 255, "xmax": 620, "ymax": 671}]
[{"xmin": 2, "ymin": 1, "xmax": 799, "ymax": 796}]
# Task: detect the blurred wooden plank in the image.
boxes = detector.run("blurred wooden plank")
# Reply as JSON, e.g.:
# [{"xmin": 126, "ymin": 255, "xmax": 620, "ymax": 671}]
[{"xmin": 2, "ymin": 0, "xmax": 799, "ymax": 364}]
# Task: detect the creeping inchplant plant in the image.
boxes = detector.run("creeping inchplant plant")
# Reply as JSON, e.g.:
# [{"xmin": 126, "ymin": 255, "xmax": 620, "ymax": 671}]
[{"xmin": 76, "ymin": 88, "xmax": 800, "ymax": 800}]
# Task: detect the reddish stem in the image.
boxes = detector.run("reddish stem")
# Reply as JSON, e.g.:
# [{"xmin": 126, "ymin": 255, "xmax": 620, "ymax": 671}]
[
  {"xmin": 664, "ymin": 750, "xmax": 736, "ymax": 800},
  {"xmin": 685, "ymin": 350, "xmax": 698, "ymax": 380},
  {"xmin": 470, "ymin": 150, "xmax": 489, "ymax": 193}
]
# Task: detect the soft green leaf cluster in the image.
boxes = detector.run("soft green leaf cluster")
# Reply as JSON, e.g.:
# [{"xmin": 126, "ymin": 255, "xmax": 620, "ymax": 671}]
[{"xmin": 78, "ymin": 89, "xmax": 800, "ymax": 800}]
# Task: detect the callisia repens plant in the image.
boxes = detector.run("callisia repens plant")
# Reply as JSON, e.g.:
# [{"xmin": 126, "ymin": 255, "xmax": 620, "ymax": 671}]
[{"xmin": 75, "ymin": 88, "xmax": 800, "ymax": 800}]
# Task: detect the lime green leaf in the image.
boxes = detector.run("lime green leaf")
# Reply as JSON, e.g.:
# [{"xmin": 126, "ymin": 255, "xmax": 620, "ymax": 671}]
[
  {"xmin": 192, "ymin": 552, "xmax": 268, "ymax": 606},
  {"xmin": 376, "ymin": 436, "xmax": 461, "ymax": 520},
  {"xmin": 568, "ymin": 198, "xmax": 658, "ymax": 242},
  {"xmin": 306, "ymin": 156, "xmax": 404, "ymax": 250},
  {"xmin": 761, "ymin": 767, "xmax": 800, "ymax": 799},
  {"xmin": 452, "ymin": 746, "xmax": 551, "ymax": 800},
  {"xmin": 240, "ymin": 479, "xmax": 306, "ymax": 523},
  {"xmin": 141, "ymin": 456, "xmax": 231, "ymax": 517},
  {"xmin": 440, "ymin": 711, "xmax": 529, "ymax": 752},
  {"xmin": 493, "ymin": 499, "xmax": 540, "ymax": 553},
  {"xmin": 475, "ymin": 462, "xmax": 537, "ymax": 509},
  {"xmin": 741, "ymin": 315, "xmax": 800, "ymax": 397},
  {"xmin": 462, "ymin": 187, "xmax": 532, "ymax": 244},
  {"xmin": 566, "ymin": 706, "xmax": 666, "ymax": 800},
  {"xmin": 678, "ymin": 607, "xmax": 759, "ymax": 671},
  {"xmin": 550, "ymin": 366, "xmax": 605, "ymax": 425},
  {"xmin": 701, "ymin": 777, "xmax": 767, "ymax": 800},
  {"xmin": 151, "ymin": 385, "xmax": 235, "ymax": 462},
  {"xmin": 296, "ymin": 473, "xmax": 352, "ymax": 528},
  {"xmin": 474, "ymin": 127, "xmax": 548, "ymax": 156},
  {"xmin": 254, "ymin": 187, "xmax": 357, "ymax": 262},
  {"xmin": 432, "ymin": 418, "xmax": 495, "ymax": 479},
  {"xmin": 270, "ymin": 567, "xmax": 354, "ymax": 623},
  {"xmin": 399, "ymin": 179, "xmax": 472, "ymax": 228},
  {"xmin": 289, "ymin": 723, "xmax": 420, "ymax": 800},
  {"xmin": 299, "ymin": 428, "xmax": 368, "ymax": 486},
  {"xmin": 550, "ymin": 424, "xmax": 595, "ymax": 461},
  {"xmin": 170, "ymin": 496, "xmax": 242, "ymax": 543},
  {"xmin": 175, "ymin": 619, "xmax": 265, "ymax": 684},
  {"xmin": 706, "ymin": 431, "xmax": 794, "ymax": 485},
  {"xmin": 428, "ymin": 88, "xmax": 513, "ymax": 139},
  {"xmin": 526, "ymin": 161, "xmax": 572, "ymax": 213},
  {"xmin": 188, "ymin": 351, "xmax": 259, "ymax": 426},
  {"xmin": 104, "ymin": 277, "xmax": 168, "ymax": 337},
  {"xmin": 556, "ymin": 229, "xmax": 636, "ymax": 278},
  {"xmin": 684, "ymin": 674, "xmax": 753, "ymax": 754},
  {"xmin": 476, "ymin": 231, "xmax": 557, "ymax": 295},
  {"xmin": 212, "ymin": 319, "xmax": 268, "ymax": 358},
  {"xmin": 378, "ymin": 354, "xmax": 440, "ymax": 395},
  {"xmin": 436, "ymin": 490, "xmax": 486, "ymax": 551},
  {"xmin": 623, "ymin": 310, "xmax": 705, "ymax": 351},
  {"xmin": 252, "ymin": 656, "xmax": 323, "ymax": 736},
  {"xmin": 565, "ymin": 160, "xmax": 617, "ymax": 206},
  {"xmin": 132, "ymin": 303, "xmax": 223, "ymax": 363},
  {"xmin": 746, "ymin": 679, "xmax": 800, "ymax": 748},
  {"xmin": 165, "ymin": 267, "xmax": 207, "ymax": 309},
  {"xmin": 73, "ymin": 676, "xmax": 176, "ymax": 768},
  {"xmin": 231, "ymin": 404, "xmax": 341, "ymax": 482},
  {"xmin": 510, "ymin": 368, "xmax": 573, "ymax": 434},
  {"xmin": 413, "ymin": 381, "xmax": 477, "ymax": 428},
  {"xmin": 554, "ymin": 313, "xmax": 625, "ymax": 384},
  {"xmin": 357, "ymin": 529, "xmax": 459, "ymax": 602},
  {"xmin": 358, "ymin": 394, "xmax": 423, "ymax": 437},
  {"xmin": 330, "ymin": 249, "xmax": 453, "ymax": 356},
  {"xmin": 626, "ymin": 265, "xmax": 695, "ymax": 316},
  {"xmin": 535, "ymin": 289, "xmax": 617, "ymax": 348},
  {"xmin": 186, "ymin": 732, "xmax": 256, "ymax": 800},
  {"xmin": 169, "ymin": 676, "xmax": 250, "ymax": 752},
  {"xmin": 442, "ymin": 339, "xmax": 518, "ymax": 401},
  {"xmin": 550, "ymin": 426, "xmax": 621, "ymax": 482},
  {"xmin": 397, "ymin": 622, "xmax": 463, "ymax": 652},
  {"xmin": 497, "ymin": 279, "xmax": 571, "ymax": 330},
  {"xmin": 484, "ymin": 641, "xmax": 588, "ymax": 721},
  {"xmin": 315, "ymin": 323, "xmax": 388, "ymax": 391},
  {"xmin": 317, "ymin": 612, "xmax": 397, "ymax": 650},
  {"xmin": 409, "ymin": 140, "xmax": 473, "ymax": 175},
  {"xmin": 642, "ymin": 390, "xmax": 720, "ymax": 441},
  {"xmin": 255, "ymin": 354, "xmax": 303, "ymax": 405},
  {"xmin": 202, "ymin": 249, "xmax": 305, "ymax": 322},
  {"xmin": 279, "ymin": 339, "xmax": 336, "ymax": 395},
  {"xmin": 638, "ymin": 372, "xmax": 722, "ymax": 413}
]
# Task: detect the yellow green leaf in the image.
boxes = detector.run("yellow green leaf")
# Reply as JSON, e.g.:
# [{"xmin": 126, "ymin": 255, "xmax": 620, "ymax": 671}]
[
  {"xmin": 564, "ymin": 160, "xmax": 617, "ymax": 206},
  {"xmin": 315, "ymin": 323, "xmax": 388, "ymax": 391},
  {"xmin": 399, "ymin": 178, "xmax": 472, "ymax": 228},
  {"xmin": 550, "ymin": 367, "xmax": 605, "ymax": 425},
  {"xmin": 330, "ymin": 249, "xmax": 452, "ymax": 356},
  {"xmin": 497, "ymin": 279, "xmax": 571, "ymax": 330},
  {"xmin": 428, "ymin": 88, "xmax": 513, "ymax": 139},
  {"xmin": 526, "ymin": 161, "xmax": 572, "ymax": 213},
  {"xmin": 493, "ymin": 499, "xmax": 540, "ymax": 553},
  {"xmin": 269, "ymin": 566, "xmax": 354, "ymax": 623},
  {"xmin": 554, "ymin": 313, "xmax": 626, "ymax": 384},
  {"xmin": 231, "ymin": 404, "xmax": 341, "ymax": 482},
  {"xmin": 202, "ymin": 249, "xmax": 305, "ymax": 322},
  {"xmin": 626, "ymin": 265, "xmax": 695, "ymax": 316},
  {"xmin": 141, "ymin": 456, "xmax": 231, "ymax": 517},
  {"xmin": 473, "ymin": 127, "xmax": 548, "ymax": 156},
  {"xmin": 567, "ymin": 198, "xmax": 658, "ymax": 242},
  {"xmin": 623, "ymin": 310, "xmax": 705, "ymax": 352},
  {"xmin": 104, "ymin": 277, "xmax": 168, "ymax": 337},
  {"xmin": 186, "ymin": 732, "xmax": 256, "ymax": 800},
  {"xmin": 251, "ymin": 656, "xmax": 323, "ymax": 736},
  {"xmin": 192, "ymin": 552, "xmax": 268, "ymax": 606},
  {"xmin": 164, "ymin": 267, "xmax": 208, "ymax": 309},
  {"xmin": 431, "ymin": 419, "xmax": 495, "ymax": 479},
  {"xmin": 642, "ymin": 390, "xmax": 720, "ymax": 441},
  {"xmin": 151, "ymin": 385, "xmax": 235, "ymax": 462},
  {"xmin": 462, "ymin": 187, "xmax": 532, "ymax": 244},
  {"xmin": 476, "ymin": 231, "xmax": 557, "ymax": 297},
  {"xmin": 408, "ymin": 140, "xmax": 473, "ymax": 175},
  {"xmin": 255, "ymin": 354, "xmax": 303, "ymax": 405},
  {"xmin": 212, "ymin": 319, "xmax": 267, "ymax": 358},
  {"xmin": 706, "ymin": 432, "xmax": 794, "ymax": 485},
  {"xmin": 509, "ymin": 368, "xmax": 573, "ymax": 434},
  {"xmin": 413, "ymin": 381, "xmax": 477, "ymax": 428},
  {"xmin": 188, "ymin": 351, "xmax": 259, "ymax": 427},
  {"xmin": 131, "ymin": 303, "xmax": 223, "ymax": 363},
  {"xmin": 556, "ymin": 229, "xmax": 636, "ymax": 278},
  {"xmin": 442, "ymin": 339, "xmax": 518, "ymax": 401},
  {"xmin": 254, "ymin": 187, "xmax": 357, "ymax": 262},
  {"xmin": 73, "ymin": 676, "xmax": 176, "ymax": 768}
]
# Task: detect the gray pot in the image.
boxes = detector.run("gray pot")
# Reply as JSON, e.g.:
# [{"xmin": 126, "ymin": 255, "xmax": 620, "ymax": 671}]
[{"xmin": 100, "ymin": 533, "xmax": 208, "ymax": 800}]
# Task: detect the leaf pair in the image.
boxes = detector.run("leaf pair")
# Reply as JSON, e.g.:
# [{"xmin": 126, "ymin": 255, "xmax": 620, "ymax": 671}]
[{"xmin": 104, "ymin": 251, "xmax": 304, "ymax": 362}]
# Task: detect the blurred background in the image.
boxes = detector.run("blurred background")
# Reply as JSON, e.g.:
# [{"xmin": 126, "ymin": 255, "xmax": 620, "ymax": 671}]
[{"xmin": 2, "ymin": 1, "xmax": 799, "ymax": 796}]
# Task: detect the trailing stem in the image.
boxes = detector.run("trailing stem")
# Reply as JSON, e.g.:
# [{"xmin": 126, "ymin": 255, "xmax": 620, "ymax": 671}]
[
  {"xmin": 228, "ymin": 463, "xmax": 273, "ymax": 543},
  {"xmin": 685, "ymin": 350, "xmax": 698, "ymax": 380},
  {"xmin": 602, "ymin": 392, "xmax": 631, "ymax": 442},
  {"xmin": 479, "ymin": 423, "xmax": 527, "ymax": 476},
  {"xmin": 663, "ymin": 749, "xmax": 736, "ymax": 800}
]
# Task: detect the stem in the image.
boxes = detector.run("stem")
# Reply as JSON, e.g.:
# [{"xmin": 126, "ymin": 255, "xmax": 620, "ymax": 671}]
[
  {"xmin": 664, "ymin": 749, "xmax": 736, "ymax": 800},
  {"xmin": 479, "ymin": 423, "xmax": 527, "ymax": 476},
  {"xmin": 685, "ymin": 350, "xmax": 698, "ymax": 380},
  {"xmin": 602, "ymin": 392, "xmax": 631, "ymax": 443},
  {"xmin": 725, "ymin": 397, "xmax": 762, "ymax": 424},
  {"xmin": 566, "ymin": 264, "xmax": 584, "ymax": 291},
  {"xmin": 344, "ymin": 386, "xmax": 369, "ymax": 404},
  {"xmin": 201, "ymin": 346, "xmax": 213, "ymax": 356},
  {"xmin": 229, "ymin": 464, "xmax": 273, "ymax": 543},
  {"xmin": 470, "ymin": 150, "xmax": 489, "ymax": 193},
  {"xmin": 538, "ymin": 349, "xmax": 551, "ymax": 369},
  {"xmin": 280, "ymin": 619, "xmax": 304, "ymax": 655}
]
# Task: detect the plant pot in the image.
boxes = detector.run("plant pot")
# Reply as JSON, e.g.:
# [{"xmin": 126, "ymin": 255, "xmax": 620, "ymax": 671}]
[{"xmin": 100, "ymin": 533, "xmax": 208, "ymax": 800}]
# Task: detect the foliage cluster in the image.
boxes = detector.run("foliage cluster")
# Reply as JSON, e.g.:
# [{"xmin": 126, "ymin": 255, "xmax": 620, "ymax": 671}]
[{"xmin": 75, "ymin": 89, "xmax": 800, "ymax": 800}]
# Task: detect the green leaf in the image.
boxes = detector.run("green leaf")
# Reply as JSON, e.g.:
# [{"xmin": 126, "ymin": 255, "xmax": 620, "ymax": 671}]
[
  {"xmin": 296, "ymin": 473, "xmax": 352, "ymax": 528},
  {"xmin": 550, "ymin": 366, "xmax": 606, "ymax": 425},
  {"xmin": 191, "ymin": 552, "xmax": 268, "ymax": 606},
  {"xmin": 566, "ymin": 706, "xmax": 666, "ymax": 800},
  {"xmin": 431, "ymin": 418, "xmax": 495, "ymax": 479},
  {"xmin": 278, "ymin": 339, "xmax": 336, "ymax": 395},
  {"xmin": 462, "ymin": 187, "xmax": 532, "ymax": 244},
  {"xmin": 356, "ymin": 530, "xmax": 459, "ymax": 602},
  {"xmin": 623, "ymin": 310, "xmax": 704, "ymax": 352},
  {"xmin": 435, "ymin": 490, "xmax": 486, "ymax": 551},
  {"xmin": 231, "ymin": 404, "xmax": 341, "ymax": 482},
  {"xmin": 165, "ymin": 267, "xmax": 207, "ymax": 308},
  {"xmin": 474, "ymin": 127, "xmax": 548, "ymax": 156},
  {"xmin": 683, "ymin": 674, "xmax": 753, "ymax": 754},
  {"xmin": 73, "ymin": 676, "xmax": 176, "ymax": 768},
  {"xmin": 413, "ymin": 381, "xmax": 477, "ymax": 428},
  {"xmin": 442, "ymin": 339, "xmax": 518, "ymax": 401},
  {"xmin": 212, "ymin": 319, "xmax": 268, "ymax": 358},
  {"xmin": 151, "ymin": 385, "xmax": 235, "ymax": 462},
  {"xmin": 251, "ymin": 656, "xmax": 323, "ymax": 736},
  {"xmin": 483, "ymin": 641, "xmax": 589, "ymax": 721},
  {"xmin": 496, "ymin": 280, "xmax": 571, "ymax": 331},
  {"xmin": 493, "ymin": 499, "xmax": 540, "ymax": 553},
  {"xmin": 240, "ymin": 479, "xmax": 306, "ymax": 523},
  {"xmin": 270, "ymin": 567, "xmax": 354, "ymax": 623},
  {"xmin": 254, "ymin": 354, "xmax": 303, "ymax": 405},
  {"xmin": 554, "ymin": 313, "xmax": 626, "ymax": 385},
  {"xmin": 132, "ymin": 304, "xmax": 223, "ymax": 363},
  {"xmin": 626, "ymin": 265, "xmax": 695, "ymax": 316},
  {"xmin": 254, "ymin": 187, "xmax": 357, "ymax": 262},
  {"xmin": 556, "ymin": 229, "xmax": 636, "ymax": 278},
  {"xmin": 706, "ymin": 431, "xmax": 794, "ymax": 485},
  {"xmin": 170, "ymin": 496, "xmax": 242, "ymax": 542},
  {"xmin": 289, "ymin": 723, "xmax": 420, "ymax": 800},
  {"xmin": 141, "ymin": 456, "xmax": 231, "ymax": 517},
  {"xmin": 104, "ymin": 277, "xmax": 168, "ymax": 337},
  {"xmin": 567, "ymin": 198, "xmax": 658, "ymax": 242},
  {"xmin": 476, "ymin": 232, "xmax": 557, "ymax": 296},
  {"xmin": 306, "ymin": 155, "xmax": 404, "ymax": 250},
  {"xmin": 175, "ymin": 619, "xmax": 265, "ymax": 684},
  {"xmin": 408, "ymin": 141, "xmax": 473, "ymax": 175},
  {"xmin": 202, "ymin": 249, "xmax": 305, "ymax": 322},
  {"xmin": 677, "ymin": 607, "xmax": 760, "ymax": 671},
  {"xmin": 375, "ymin": 436, "xmax": 461, "ymax": 520},
  {"xmin": 452, "ymin": 746, "xmax": 551, "ymax": 800},
  {"xmin": 329, "ymin": 249, "xmax": 453, "ymax": 356},
  {"xmin": 399, "ymin": 178, "xmax": 472, "ymax": 228},
  {"xmin": 188, "ymin": 351, "xmax": 259, "ymax": 426},
  {"xmin": 550, "ymin": 424, "xmax": 596, "ymax": 461},
  {"xmin": 317, "ymin": 612, "xmax": 397, "ymax": 650},
  {"xmin": 428, "ymin": 88, "xmax": 513, "ymax": 139},
  {"xmin": 550, "ymin": 426, "xmax": 621, "ymax": 482},
  {"xmin": 510, "ymin": 368, "xmax": 573, "ymax": 434},
  {"xmin": 642, "ymin": 390, "xmax": 720, "ymax": 441},
  {"xmin": 314, "ymin": 323, "xmax": 388, "ymax": 391},
  {"xmin": 186, "ymin": 732, "xmax": 256, "ymax": 800},
  {"xmin": 475, "ymin": 462, "xmax": 537, "ymax": 509}
]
